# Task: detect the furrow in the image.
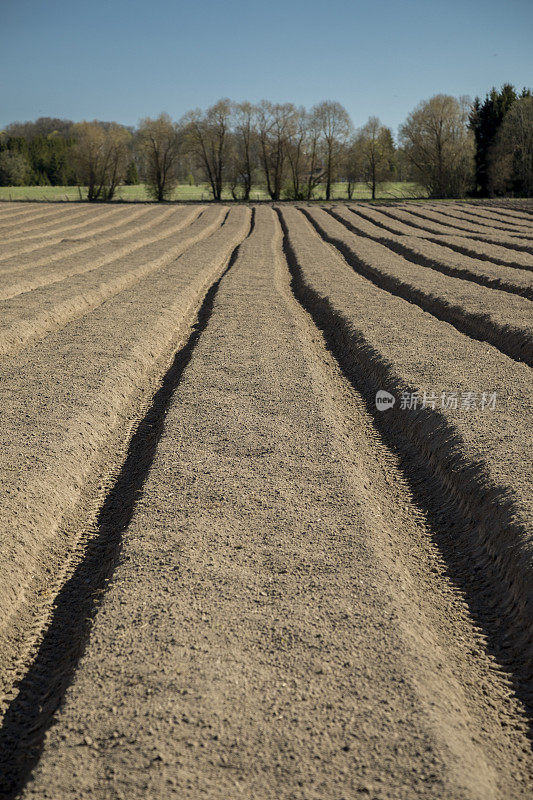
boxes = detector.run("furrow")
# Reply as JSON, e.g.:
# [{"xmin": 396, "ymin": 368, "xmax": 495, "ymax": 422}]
[
  {"xmin": 0, "ymin": 206, "xmax": 252, "ymax": 693},
  {"xmin": 278, "ymin": 205, "xmax": 533, "ymax": 682},
  {"xmin": 0, "ymin": 205, "xmax": 116, "ymax": 247},
  {"xmin": 0, "ymin": 204, "xmax": 37, "ymax": 219},
  {"xmin": 0, "ymin": 205, "xmax": 61, "ymax": 224},
  {"xmin": 0, "ymin": 204, "xmax": 95, "ymax": 237},
  {"xmin": 351, "ymin": 206, "xmax": 533, "ymax": 270},
  {"xmin": 349, "ymin": 204, "xmax": 413, "ymax": 234},
  {"xmin": 0, "ymin": 205, "xmax": 191, "ymax": 277},
  {"xmin": 0, "ymin": 206, "xmax": 200, "ymax": 301},
  {"xmin": 481, "ymin": 203, "xmax": 533, "ymax": 222},
  {"xmin": 0, "ymin": 205, "xmax": 149, "ymax": 258},
  {"xmin": 302, "ymin": 207, "xmax": 533, "ymax": 365},
  {"xmin": 402, "ymin": 204, "xmax": 506, "ymax": 235},
  {"xmin": 425, "ymin": 234, "xmax": 533, "ymax": 272},
  {"xmin": 0, "ymin": 206, "xmax": 222, "ymax": 356},
  {"xmin": 374, "ymin": 206, "xmax": 533, "ymax": 254},
  {"xmin": 398, "ymin": 203, "xmax": 531, "ymax": 237},
  {"xmin": 8, "ymin": 206, "xmax": 530, "ymax": 800},
  {"xmin": 434, "ymin": 204, "xmax": 533, "ymax": 234},
  {"xmin": 328, "ymin": 206, "xmax": 533, "ymax": 299},
  {"xmin": 0, "ymin": 204, "xmax": 76, "ymax": 227}
]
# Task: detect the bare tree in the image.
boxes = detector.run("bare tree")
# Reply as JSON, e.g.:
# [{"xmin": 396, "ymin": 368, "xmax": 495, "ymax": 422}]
[
  {"xmin": 231, "ymin": 101, "xmax": 257, "ymax": 201},
  {"xmin": 399, "ymin": 95, "xmax": 474, "ymax": 198},
  {"xmin": 312, "ymin": 101, "xmax": 353, "ymax": 200},
  {"xmin": 489, "ymin": 96, "xmax": 533, "ymax": 197},
  {"xmin": 303, "ymin": 112, "xmax": 323, "ymax": 200},
  {"xmin": 71, "ymin": 121, "xmax": 131, "ymax": 200},
  {"xmin": 285, "ymin": 107, "xmax": 308, "ymax": 200},
  {"xmin": 354, "ymin": 117, "xmax": 395, "ymax": 200},
  {"xmin": 137, "ymin": 114, "xmax": 180, "ymax": 201},
  {"xmin": 183, "ymin": 99, "xmax": 232, "ymax": 201},
  {"xmin": 343, "ymin": 137, "xmax": 360, "ymax": 200},
  {"xmin": 105, "ymin": 124, "xmax": 133, "ymax": 200},
  {"xmin": 71, "ymin": 122, "xmax": 103, "ymax": 200},
  {"xmin": 257, "ymin": 101, "xmax": 297, "ymax": 201}
]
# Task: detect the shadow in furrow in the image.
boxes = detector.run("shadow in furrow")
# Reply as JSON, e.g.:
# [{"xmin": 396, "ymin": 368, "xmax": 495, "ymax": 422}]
[
  {"xmin": 487, "ymin": 203, "xmax": 533, "ymax": 220},
  {"xmin": 362, "ymin": 205, "xmax": 533, "ymax": 256},
  {"xmin": 324, "ymin": 207, "xmax": 533, "ymax": 300},
  {"xmin": 394, "ymin": 205, "xmax": 532, "ymax": 241},
  {"xmin": 349, "ymin": 206, "xmax": 533, "ymax": 272},
  {"xmin": 0, "ymin": 209, "xmax": 254, "ymax": 799},
  {"xmin": 429, "ymin": 205, "xmax": 531, "ymax": 234},
  {"xmin": 299, "ymin": 207, "xmax": 532, "ymax": 366},
  {"xmin": 422, "ymin": 235, "xmax": 533, "ymax": 273},
  {"xmin": 275, "ymin": 206, "xmax": 533, "ymax": 740}
]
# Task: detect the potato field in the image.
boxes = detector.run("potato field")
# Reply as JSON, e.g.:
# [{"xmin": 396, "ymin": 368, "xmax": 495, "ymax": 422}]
[{"xmin": 0, "ymin": 200, "xmax": 531, "ymax": 799}]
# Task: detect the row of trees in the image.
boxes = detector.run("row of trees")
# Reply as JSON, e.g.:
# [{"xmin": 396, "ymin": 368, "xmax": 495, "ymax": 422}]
[
  {"xmin": 180, "ymin": 100, "xmax": 393, "ymax": 202},
  {"xmin": 0, "ymin": 101, "xmax": 396, "ymax": 201},
  {"xmin": 1, "ymin": 87, "xmax": 531, "ymax": 199}
]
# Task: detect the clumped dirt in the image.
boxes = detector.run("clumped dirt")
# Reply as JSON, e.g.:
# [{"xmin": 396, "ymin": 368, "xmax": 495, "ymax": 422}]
[{"xmin": 0, "ymin": 201, "xmax": 531, "ymax": 799}]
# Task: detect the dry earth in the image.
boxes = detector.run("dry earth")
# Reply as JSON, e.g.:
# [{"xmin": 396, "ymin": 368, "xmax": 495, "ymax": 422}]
[{"xmin": 0, "ymin": 200, "xmax": 532, "ymax": 799}]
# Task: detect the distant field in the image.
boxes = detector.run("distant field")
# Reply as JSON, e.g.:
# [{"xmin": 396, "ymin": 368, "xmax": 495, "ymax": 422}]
[{"xmin": 0, "ymin": 181, "xmax": 426, "ymax": 202}]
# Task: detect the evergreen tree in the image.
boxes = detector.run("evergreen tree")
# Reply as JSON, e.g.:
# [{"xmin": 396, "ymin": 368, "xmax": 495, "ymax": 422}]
[
  {"xmin": 488, "ymin": 95, "xmax": 533, "ymax": 197},
  {"xmin": 125, "ymin": 160, "xmax": 139, "ymax": 185},
  {"xmin": 469, "ymin": 84, "xmax": 518, "ymax": 196}
]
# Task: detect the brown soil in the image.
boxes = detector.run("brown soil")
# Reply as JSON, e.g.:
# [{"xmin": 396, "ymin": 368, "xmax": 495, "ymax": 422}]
[
  {"xmin": 0, "ymin": 202, "xmax": 531, "ymax": 799},
  {"xmin": 330, "ymin": 206, "xmax": 533, "ymax": 298}
]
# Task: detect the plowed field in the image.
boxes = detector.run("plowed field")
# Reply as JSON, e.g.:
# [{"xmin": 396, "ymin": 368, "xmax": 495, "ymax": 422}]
[{"xmin": 0, "ymin": 201, "xmax": 532, "ymax": 799}]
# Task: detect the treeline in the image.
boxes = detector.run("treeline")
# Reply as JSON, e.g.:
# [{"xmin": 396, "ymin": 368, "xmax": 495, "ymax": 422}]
[{"xmin": 0, "ymin": 85, "xmax": 531, "ymax": 200}]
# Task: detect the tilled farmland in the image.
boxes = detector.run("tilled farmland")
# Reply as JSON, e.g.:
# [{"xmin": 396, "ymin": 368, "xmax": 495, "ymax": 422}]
[{"xmin": 0, "ymin": 200, "xmax": 532, "ymax": 799}]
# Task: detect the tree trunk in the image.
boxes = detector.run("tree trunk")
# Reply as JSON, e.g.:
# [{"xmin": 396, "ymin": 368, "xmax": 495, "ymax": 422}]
[{"xmin": 325, "ymin": 143, "xmax": 333, "ymax": 200}]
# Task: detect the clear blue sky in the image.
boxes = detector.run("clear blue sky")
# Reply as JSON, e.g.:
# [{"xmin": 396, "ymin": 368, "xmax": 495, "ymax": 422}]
[{"xmin": 1, "ymin": 0, "xmax": 531, "ymax": 134}]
